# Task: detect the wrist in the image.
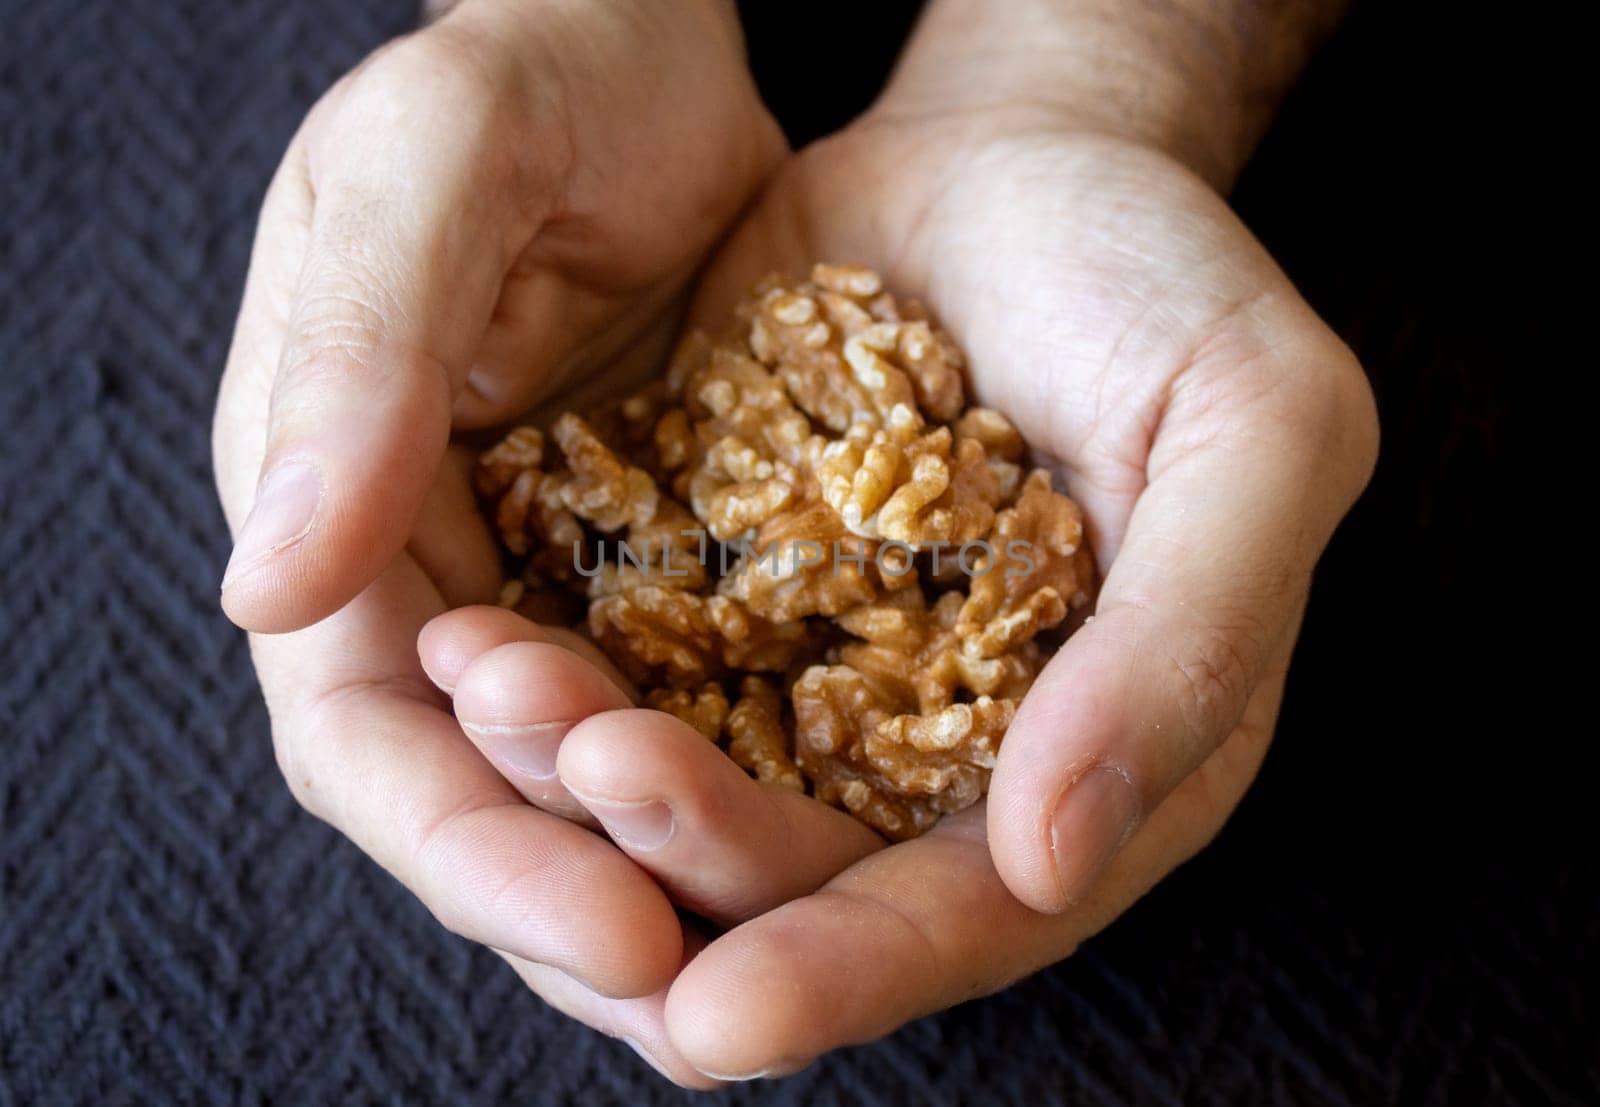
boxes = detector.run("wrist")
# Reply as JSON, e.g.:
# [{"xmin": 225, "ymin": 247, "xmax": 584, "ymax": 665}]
[{"xmin": 873, "ymin": 0, "xmax": 1345, "ymax": 190}]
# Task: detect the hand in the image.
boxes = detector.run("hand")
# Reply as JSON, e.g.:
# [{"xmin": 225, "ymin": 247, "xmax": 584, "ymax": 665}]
[
  {"xmin": 424, "ymin": 0, "xmax": 1376, "ymax": 1080},
  {"xmin": 211, "ymin": 0, "xmax": 784, "ymax": 1080}
]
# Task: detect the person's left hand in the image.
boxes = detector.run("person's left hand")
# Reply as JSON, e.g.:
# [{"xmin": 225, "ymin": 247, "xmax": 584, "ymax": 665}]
[{"xmin": 422, "ymin": 5, "xmax": 1378, "ymax": 1082}]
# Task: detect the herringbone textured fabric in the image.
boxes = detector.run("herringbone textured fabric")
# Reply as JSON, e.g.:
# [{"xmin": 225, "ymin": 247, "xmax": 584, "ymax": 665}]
[{"xmin": 1, "ymin": 2, "xmax": 1590, "ymax": 1105}]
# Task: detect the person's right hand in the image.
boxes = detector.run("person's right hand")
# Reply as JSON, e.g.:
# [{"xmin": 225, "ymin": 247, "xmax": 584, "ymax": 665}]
[{"xmin": 212, "ymin": 0, "xmax": 783, "ymax": 1083}]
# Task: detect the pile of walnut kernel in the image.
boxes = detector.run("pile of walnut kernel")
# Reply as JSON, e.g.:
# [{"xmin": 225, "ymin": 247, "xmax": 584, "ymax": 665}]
[{"xmin": 475, "ymin": 264, "xmax": 1095, "ymax": 840}]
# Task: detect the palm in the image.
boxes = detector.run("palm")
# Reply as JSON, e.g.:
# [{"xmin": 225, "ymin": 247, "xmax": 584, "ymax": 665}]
[{"xmin": 703, "ymin": 117, "xmax": 1280, "ymax": 560}]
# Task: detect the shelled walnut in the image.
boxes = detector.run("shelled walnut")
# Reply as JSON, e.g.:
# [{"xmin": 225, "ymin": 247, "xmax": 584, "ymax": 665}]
[{"xmin": 476, "ymin": 264, "xmax": 1096, "ymax": 840}]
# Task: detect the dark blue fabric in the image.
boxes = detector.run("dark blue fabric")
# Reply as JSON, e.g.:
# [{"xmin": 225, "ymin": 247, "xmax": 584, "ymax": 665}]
[{"xmin": 0, "ymin": 2, "xmax": 1589, "ymax": 1104}]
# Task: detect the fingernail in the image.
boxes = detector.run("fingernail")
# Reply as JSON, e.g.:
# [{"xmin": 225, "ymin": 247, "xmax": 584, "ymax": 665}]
[
  {"xmin": 461, "ymin": 720, "xmax": 571, "ymax": 781},
  {"xmin": 696, "ymin": 1058, "xmax": 809, "ymax": 1081},
  {"xmin": 221, "ymin": 460, "xmax": 323, "ymax": 590},
  {"xmin": 1049, "ymin": 766, "xmax": 1141, "ymax": 905},
  {"xmin": 573, "ymin": 794, "xmax": 674, "ymax": 852}
]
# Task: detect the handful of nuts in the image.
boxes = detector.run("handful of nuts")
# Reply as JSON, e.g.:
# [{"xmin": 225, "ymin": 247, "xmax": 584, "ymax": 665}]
[{"xmin": 475, "ymin": 264, "xmax": 1095, "ymax": 839}]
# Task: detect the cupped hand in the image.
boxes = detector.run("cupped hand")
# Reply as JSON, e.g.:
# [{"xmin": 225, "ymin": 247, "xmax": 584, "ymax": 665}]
[
  {"xmin": 669, "ymin": 103, "xmax": 1375, "ymax": 1072},
  {"xmin": 212, "ymin": 0, "xmax": 784, "ymax": 1083},
  {"xmin": 428, "ymin": 63, "xmax": 1378, "ymax": 1081}
]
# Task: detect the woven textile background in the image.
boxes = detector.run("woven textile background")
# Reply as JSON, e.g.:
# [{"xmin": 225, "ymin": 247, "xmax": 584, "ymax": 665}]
[{"xmin": 0, "ymin": 1, "xmax": 1588, "ymax": 1104}]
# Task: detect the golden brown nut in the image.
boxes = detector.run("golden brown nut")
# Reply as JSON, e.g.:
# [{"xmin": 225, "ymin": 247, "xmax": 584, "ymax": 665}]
[
  {"xmin": 646, "ymin": 683, "xmax": 730, "ymax": 742},
  {"xmin": 791, "ymin": 664, "xmax": 1016, "ymax": 840},
  {"xmin": 895, "ymin": 319, "xmax": 966, "ymax": 422},
  {"xmin": 751, "ymin": 294, "xmax": 888, "ymax": 433},
  {"xmin": 715, "ymin": 501, "xmax": 907, "ymax": 623},
  {"xmin": 836, "ymin": 590, "xmax": 1041, "ymax": 714},
  {"xmin": 683, "ymin": 346, "xmax": 813, "ymax": 465},
  {"xmin": 476, "ymin": 264, "xmax": 1097, "ymax": 840},
  {"xmin": 706, "ymin": 595, "xmax": 813, "ymax": 672},
  {"xmin": 818, "ymin": 425, "xmax": 999, "ymax": 548},
  {"xmin": 725, "ymin": 676, "xmax": 805, "ymax": 790},
  {"xmin": 748, "ymin": 264, "xmax": 944, "ymax": 435},
  {"xmin": 954, "ymin": 406, "xmax": 1026, "ymax": 501},
  {"xmin": 953, "ymin": 406, "xmax": 1024, "ymax": 461},
  {"xmin": 550, "ymin": 413, "xmax": 659, "ymax": 533},
  {"xmin": 589, "ymin": 585, "xmax": 719, "ymax": 687},
  {"xmin": 653, "ymin": 406, "xmax": 697, "ymax": 473},
  {"xmin": 585, "ymin": 499, "xmax": 707, "ymax": 597},
  {"xmin": 474, "ymin": 427, "xmax": 587, "ymax": 586},
  {"xmin": 810, "ymin": 262, "xmax": 883, "ymax": 297},
  {"xmin": 476, "ymin": 425, "xmax": 545, "ymax": 498},
  {"xmin": 865, "ymin": 697, "xmax": 1013, "ymax": 805},
  {"xmin": 958, "ymin": 469, "xmax": 1094, "ymax": 658},
  {"xmin": 691, "ymin": 437, "xmax": 803, "ymax": 541}
]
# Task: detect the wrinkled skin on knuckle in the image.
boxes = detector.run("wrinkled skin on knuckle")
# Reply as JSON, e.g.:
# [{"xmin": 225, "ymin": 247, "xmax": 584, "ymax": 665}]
[
  {"xmin": 306, "ymin": 24, "xmax": 547, "ymax": 206},
  {"xmin": 1172, "ymin": 295, "xmax": 1377, "ymax": 507},
  {"xmin": 269, "ymin": 723, "xmax": 322, "ymax": 819},
  {"xmin": 278, "ymin": 275, "xmax": 415, "ymax": 385},
  {"xmin": 262, "ymin": 688, "xmax": 352, "ymax": 820},
  {"xmin": 1255, "ymin": 338, "xmax": 1381, "ymax": 518},
  {"xmin": 334, "ymin": 28, "xmax": 503, "ymax": 126},
  {"xmin": 286, "ymin": 254, "xmax": 394, "ymax": 333},
  {"xmin": 406, "ymin": 797, "xmax": 532, "ymax": 943},
  {"xmin": 1166, "ymin": 616, "xmax": 1265, "ymax": 758},
  {"xmin": 422, "ymin": 884, "xmax": 479, "ymax": 946},
  {"xmin": 443, "ymin": 849, "xmax": 539, "ymax": 943},
  {"xmin": 1171, "ymin": 297, "xmax": 1309, "ymax": 416}
]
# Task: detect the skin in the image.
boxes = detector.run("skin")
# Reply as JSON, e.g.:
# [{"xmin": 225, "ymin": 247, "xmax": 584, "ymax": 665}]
[{"xmin": 215, "ymin": 0, "xmax": 1376, "ymax": 1087}]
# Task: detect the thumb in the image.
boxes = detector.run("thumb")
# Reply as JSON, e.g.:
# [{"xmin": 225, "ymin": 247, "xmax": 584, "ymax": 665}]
[
  {"xmin": 219, "ymin": 72, "xmax": 530, "ymax": 633},
  {"xmin": 988, "ymin": 345, "xmax": 1378, "ymax": 913}
]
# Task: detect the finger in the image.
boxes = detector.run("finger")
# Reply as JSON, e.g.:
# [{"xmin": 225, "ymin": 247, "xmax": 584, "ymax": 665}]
[
  {"xmin": 418, "ymin": 604, "xmax": 630, "ymax": 695},
  {"xmin": 259, "ymin": 555, "xmax": 680, "ymax": 998},
  {"xmin": 213, "ymin": 141, "xmax": 313, "ymax": 529},
  {"xmin": 449, "ymin": 641, "xmax": 634, "ymax": 823},
  {"xmin": 557, "ymin": 709, "xmax": 885, "ymax": 925},
  {"xmin": 406, "ymin": 447, "xmax": 504, "ymax": 610},
  {"xmin": 448, "ymin": 264, "xmax": 683, "ymax": 430},
  {"xmin": 498, "ymin": 930, "xmax": 723, "ymax": 1091},
  {"xmin": 665, "ymin": 670, "xmax": 1284, "ymax": 1080},
  {"xmin": 220, "ymin": 43, "xmax": 549, "ymax": 633},
  {"xmin": 989, "ymin": 346, "xmax": 1376, "ymax": 912}
]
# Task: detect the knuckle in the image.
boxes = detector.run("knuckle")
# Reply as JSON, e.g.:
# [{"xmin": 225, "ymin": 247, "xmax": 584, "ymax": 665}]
[
  {"xmin": 426, "ymin": 897, "xmax": 473, "ymax": 943},
  {"xmin": 1281, "ymin": 344, "xmax": 1381, "ymax": 502},
  {"xmin": 409, "ymin": 793, "xmax": 528, "ymax": 943},
  {"xmin": 277, "ymin": 282, "xmax": 435, "ymax": 403},
  {"xmin": 335, "ymin": 29, "xmax": 505, "ymax": 130},
  {"xmin": 467, "ymin": 851, "xmax": 551, "ymax": 933},
  {"xmin": 1189, "ymin": 295, "xmax": 1375, "ymax": 454},
  {"xmin": 411, "ymin": 824, "xmax": 476, "ymax": 940},
  {"xmin": 306, "ymin": 27, "xmax": 544, "ymax": 207},
  {"xmin": 284, "ymin": 283, "xmax": 392, "ymax": 367},
  {"xmin": 1167, "ymin": 622, "xmax": 1262, "ymax": 750},
  {"xmin": 1212, "ymin": 325, "xmax": 1378, "ymax": 511},
  {"xmin": 270, "ymin": 727, "xmax": 322, "ymax": 818},
  {"xmin": 398, "ymin": 874, "xmax": 479, "ymax": 948}
]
